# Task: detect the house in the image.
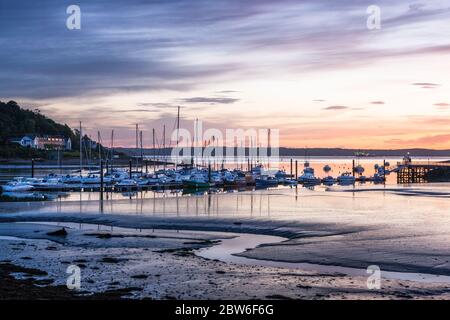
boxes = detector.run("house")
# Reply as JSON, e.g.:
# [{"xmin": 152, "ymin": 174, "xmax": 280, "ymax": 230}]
[{"xmin": 10, "ymin": 135, "xmax": 72, "ymax": 151}]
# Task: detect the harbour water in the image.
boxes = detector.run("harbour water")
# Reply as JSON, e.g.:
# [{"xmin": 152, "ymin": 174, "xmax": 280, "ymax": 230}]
[
  {"xmin": 1, "ymin": 157, "xmax": 450, "ymax": 278},
  {"xmin": 1, "ymin": 156, "xmax": 448, "ymax": 202}
]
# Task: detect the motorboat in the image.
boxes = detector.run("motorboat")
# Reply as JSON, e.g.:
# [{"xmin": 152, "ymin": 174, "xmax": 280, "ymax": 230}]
[
  {"xmin": 371, "ymin": 173, "xmax": 385, "ymax": 184},
  {"xmin": 251, "ymin": 165, "xmax": 263, "ymax": 177},
  {"xmin": 183, "ymin": 174, "xmax": 211, "ymax": 189},
  {"xmin": 255, "ymin": 175, "xmax": 278, "ymax": 188},
  {"xmin": 1, "ymin": 180, "xmax": 34, "ymax": 192},
  {"xmin": 116, "ymin": 179, "xmax": 138, "ymax": 188},
  {"xmin": 298, "ymin": 167, "xmax": 321, "ymax": 185},
  {"xmin": 337, "ymin": 172, "xmax": 356, "ymax": 185},
  {"xmin": 321, "ymin": 176, "xmax": 337, "ymax": 185}
]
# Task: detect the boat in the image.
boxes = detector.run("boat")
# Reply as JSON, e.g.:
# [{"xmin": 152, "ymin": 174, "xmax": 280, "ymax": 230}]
[
  {"xmin": 371, "ymin": 173, "xmax": 385, "ymax": 184},
  {"xmin": 36, "ymin": 177, "xmax": 65, "ymax": 189},
  {"xmin": 251, "ymin": 165, "xmax": 263, "ymax": 177},
  {"xmin": 255, "ymin": 176, "xmax": 279, "ymax": 188},
  {"xmin": 322, "ymin": 176, "xmax": 337, "ymax": 185},
  {"xmin": 274, "ymin": 170, "xmax": 287, "ymax": 182},
  {"xmin": 1, "ymin": 181, "xmax": 34, "ymax": 192},
  {"xmin": 80, "ymin": 174, "xmax": 112, "ymax": 185},
  {"xmin": 298, "ymin": 167, "xmax": 321, "ymax": 185},
  {"xmin": 354, "ymin": 165, "xmax": 365, "ymax": 175},
  {"xmin": 183, "ymin": 173, "xmax": 211, "ymax": 189},
  {"xmin": 337, "ymin": 172, "xmax": 356, "ymax": 185},
  {"xmin": 283, "ymin": 179, "xmax": 298, "ymax": 186},
  {"xmin": 116, "ymin": 179, "xmax": 138, "ymax": 188}
]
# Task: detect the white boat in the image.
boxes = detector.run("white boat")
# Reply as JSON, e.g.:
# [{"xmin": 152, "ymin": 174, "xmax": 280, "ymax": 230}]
[
  {"xmin": 255, "ymin": 175, "xmax": 278, "ymax": 188},
  {"xmin": 183, "ymin": 173, "xmax": 211, "ymax": 188},
  {"xmin": 251, "ymin": 165, "xmax": 263, "ymax": 177},
  {"xmin": 80, "ymin": 174, "xmax": 113, "ymax": 185},
  {"xmin": 1, "ymin": 181, "xmax": 34, "ymax": 192},
  {"xmin": 372, "ymin": 173, "xmax": 385, "ymax": 183},
  {"xmin": 322, "ymin": 176, "xmax": 337, "ymax": 185},
  {"xmin": 116, "ymin": 179, "xmax": 138, "ymax": 188},
  {"xmin": 298, "ymin": 167, "xmax": 321, "ymax": 185},
  {"xmin": 337, "ymin": 172, "xmax": 356, "ymax": 185},
  {"xmin": 62, "ymin": 174, "xmax": 83, "ymax": 184},
  {"xmin": 36, "ymin": 178, "xmax": 65, "ymax": 189}
]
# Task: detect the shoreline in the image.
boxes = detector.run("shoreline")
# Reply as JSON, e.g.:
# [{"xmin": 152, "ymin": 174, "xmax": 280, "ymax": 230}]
[
  {"xmin": 1, "ymin": 210, "xmax": 450, "ymax": 278},
  {"xmin": 1, "ymin": 222, "xmax": 450, "ymax": 300}
]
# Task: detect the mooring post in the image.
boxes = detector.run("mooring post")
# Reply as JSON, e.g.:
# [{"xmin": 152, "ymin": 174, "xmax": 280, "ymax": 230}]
[
  {"xmin": 129, "ymin": 159, "xmax": 132, "ymax": 179},
  {"xmin": 295, "ymin": 160, "xmax": 298, "ymax": 178},
  {"xmin": 208, "ymin": 163, "xmax": 212, "ymax": 183},
  {"xmin": 100, "ymin": 160, "xmax": 104, "ymax": 201},
  {"xmin": 352, "ymin": 159, "xmax": 355, "ymax": 177},
  {"xmin": 31, "ymin": 158, "xmax": 34, "ymax": 178},
  {"xmin": 290, "ymin": 159, "xmax": 293, "ymax": 178}
]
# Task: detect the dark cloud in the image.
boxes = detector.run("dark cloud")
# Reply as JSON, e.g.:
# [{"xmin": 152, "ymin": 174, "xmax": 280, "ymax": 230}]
[
  {"xmin": 411, "ymin": 82, "xmax": 441, "ymax": 89},
  {"xmin": 370, "ymin": 101, "xmax": 385, "ymax": 105},
  {"xmin": 0, "ymin": 0, "xmax": 448, "ymax": 101},
  {"xmin": 137, "ymin": 103, "xmax": 180, "ymax": 110},
  {"xmin": 323, "ymin": 105, "xmax": 349, "ymax": 110},
  {"xmin": 180, "ymin": 97, "xmax": 239, "ymax": 104},
  {"xmin": 434, "ymin": 102, "xmax": 450, "ymax": 108},
  {"xmin": 215, "ymin": 90, "xmax": 239, "ymax": 94}
]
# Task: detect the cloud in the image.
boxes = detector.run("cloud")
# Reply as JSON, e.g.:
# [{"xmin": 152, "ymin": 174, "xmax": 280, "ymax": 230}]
[
  {"xmin": 386, "ymin": 134, "xmax": 450, "ymax": 146},
  {"xmin": 411, "ymin": 82, "xmax": 441, "ymax": 89},
  {"xmin": 137, "ymin": 102, "xmax": 181, "ymax": 110},
  {"xmin": 370, "ymin": 101, "xmax": 385, "ymax": 105},
  {"xmin": 434, "ymin": 102, "xmax": 450, "ymax": 108},
  {"xmin": 215, "ymin": 90, "xmax": 239, "ymax": 94},
  {"xmin": 1, "ymin": 0, "xmax": 449, "ymax": 101},
  {"xmin": 323, "ymin": 105, "xmax": 349, "ymax": 110},
  {"xmin": 180, "ymin": 97, "xmax": 239, "ymax": 104}
]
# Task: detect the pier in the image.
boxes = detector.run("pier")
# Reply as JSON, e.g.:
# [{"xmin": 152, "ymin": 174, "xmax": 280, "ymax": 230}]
[{"xmin": 396, "ymin": 161, "xmax": 450, "ymax": 183}]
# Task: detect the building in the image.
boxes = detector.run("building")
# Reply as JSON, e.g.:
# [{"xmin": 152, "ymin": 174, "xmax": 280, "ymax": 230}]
[{"xmin": 9, "ymin": 135, "xmax": 72, "ymax": 151}]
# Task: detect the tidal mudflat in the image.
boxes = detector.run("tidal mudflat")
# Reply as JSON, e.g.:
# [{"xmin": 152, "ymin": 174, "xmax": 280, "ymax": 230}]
[{"xmin": 1, "ymin": 185, "xmax": 450, "ymax": 299}]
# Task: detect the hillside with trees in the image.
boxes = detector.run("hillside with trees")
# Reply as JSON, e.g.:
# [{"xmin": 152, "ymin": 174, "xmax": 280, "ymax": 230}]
[{"xmin": 0, "ymin": 100, "xmax": 79, "ymax": 159}]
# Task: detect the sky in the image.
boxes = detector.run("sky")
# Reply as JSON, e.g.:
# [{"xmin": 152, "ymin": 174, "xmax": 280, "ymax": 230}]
[{"xmin": 1, "ymin": 0, "xmax": 450, "ymax": 149}]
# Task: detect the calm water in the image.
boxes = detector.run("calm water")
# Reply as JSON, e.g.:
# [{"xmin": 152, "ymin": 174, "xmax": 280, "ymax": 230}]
[{"xmin": 2, "ymin": 157, "xmax": 448, "ymax": 202}]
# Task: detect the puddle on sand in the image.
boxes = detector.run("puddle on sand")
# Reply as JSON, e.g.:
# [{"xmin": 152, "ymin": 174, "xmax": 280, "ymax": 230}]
[
  {"xmin": 0, "ymin": 236, "xmax": 30, "ymax": 241},
  {"xmin": 195, "ymin": 233, "xmax": 450, "ymax": 284},
  {"xmin": 5, "ymin": 221, "xmax": 450, "ymax": 285}
]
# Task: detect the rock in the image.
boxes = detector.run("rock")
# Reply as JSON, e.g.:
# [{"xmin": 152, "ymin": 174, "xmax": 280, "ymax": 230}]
[
  {"xmin": 99, "ymin": 257, "xmax": 124, "ymax": 264},
  {"xmin": 131, "ymin": 274, "xmax": 148, "ymax": 279},
  {"xmin": 46, "ymin": 228, "xmax": 68, "ymax": 237}
]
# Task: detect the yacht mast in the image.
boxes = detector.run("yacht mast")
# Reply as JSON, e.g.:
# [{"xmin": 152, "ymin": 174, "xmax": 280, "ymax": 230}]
[
  {"xmin": 98, "ymin": 131, "xmax": 102, "ymax": 169},
  {"xmin": 110, "ymin": 129, "xmax": 114, "ymax": 171},
  {"xmin": 140, "ymin": 130, "xmax": 143, "ymax": 174},
  {"xmin": 135, "ymin": 123, "xmax": 139, "ymax": 173},
  {"xmin": 176, "ymin": 106, "xmax": 180, "ymax": 169},
  {"xmin": 163, "ymin": 124, "xmax": 166, "ymax": 171},
  {"xmin": 79, "ymin": 121, "xmax": 82, "ymax": 177},
  {"xmin": 152, "ymin": 128, "xmax": 156, "ymax": 173}
]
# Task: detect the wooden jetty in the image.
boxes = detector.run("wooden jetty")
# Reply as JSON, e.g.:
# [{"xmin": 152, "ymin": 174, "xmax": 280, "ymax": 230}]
[{"xmin": 396, "ymin": 161, "xmax": 450, "ymax": 183}]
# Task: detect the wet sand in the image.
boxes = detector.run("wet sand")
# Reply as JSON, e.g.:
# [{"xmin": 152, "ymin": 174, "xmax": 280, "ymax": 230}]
[
  {"xmin": 1, "ymin": 185, "xmax": 450, "ymax": 299},
  {"xmin": 1, "ymin": 222, "xmax": 450, "ymax": 300}
]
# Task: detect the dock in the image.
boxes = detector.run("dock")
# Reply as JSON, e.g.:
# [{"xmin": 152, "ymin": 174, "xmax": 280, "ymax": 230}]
[{"xmin": 396, "ymin": 161, "xmax": 450, "ymax": 183}]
